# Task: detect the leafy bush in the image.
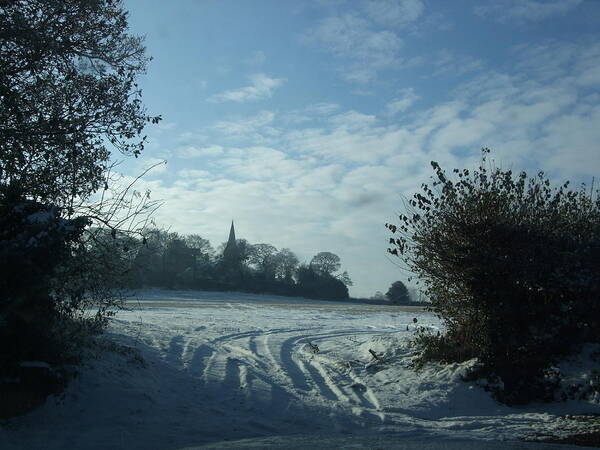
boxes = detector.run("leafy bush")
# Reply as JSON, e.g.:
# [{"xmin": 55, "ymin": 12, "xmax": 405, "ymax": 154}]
[
  {"xmin": 386, "ymin": 149, "xmax": 600, "ymax": 404},
  {"xmin": 0, "ymin": 187, "xmax": 89, "ymax": 368}
]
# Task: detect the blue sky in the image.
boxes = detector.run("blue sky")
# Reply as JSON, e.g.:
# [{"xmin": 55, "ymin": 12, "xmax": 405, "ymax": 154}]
[{"xmin": 120, "ymin": 0, "xmax": 600, "ymax": 297}]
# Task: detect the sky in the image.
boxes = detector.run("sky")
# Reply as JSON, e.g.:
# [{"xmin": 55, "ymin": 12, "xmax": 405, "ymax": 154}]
[{"xmin": 118, "ymin": 0, "xmax": 600, "ymax": 298}]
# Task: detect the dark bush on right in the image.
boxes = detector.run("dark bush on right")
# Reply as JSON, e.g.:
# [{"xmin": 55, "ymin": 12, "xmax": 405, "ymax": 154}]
[{"xmin": 386, "ymin": 149, "xmax": 600, "ymax": 404}]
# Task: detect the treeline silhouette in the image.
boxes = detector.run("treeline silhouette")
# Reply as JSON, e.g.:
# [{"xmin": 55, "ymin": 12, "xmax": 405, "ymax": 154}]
[{"xmin": 96, "ymin": 228, "xmax": 352, "ymax": 300}]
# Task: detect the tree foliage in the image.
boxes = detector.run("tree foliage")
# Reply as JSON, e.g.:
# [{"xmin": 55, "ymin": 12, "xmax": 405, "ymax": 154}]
[
  {"xmin": 0, "ymin": 0, "xmax": 160, "ymax": 205},
  {"xmin": 248, "ymin": 243, "xmax": 278, "ymax": 279},
  {"xmin": 273, "ymin": 248, "xmax": 299, "ymax": 283},
  {"xmin": 123, "ymin": 229, "xmax": 351, "ymax": 300},
  {"xmin": 386, "ymin": 281, "xmax": 410, "ymax": 304},
  {"xmin": 310, "ymin": 251, "xmax": 341, "ymax": 276},
  {"xmin": 0, "ymin": 1, "xmax": 159, "ymax": 391},
  {"xmin": 386, "ymin": 149, "xmax": 600, "ymax": 404},
  {"xmin": 296, "ymin": 264, "xmax": 349, "ymax": 300},
  {"xmin": 0, "ymin": 187, "xmax": 89, "ymax": 367}
]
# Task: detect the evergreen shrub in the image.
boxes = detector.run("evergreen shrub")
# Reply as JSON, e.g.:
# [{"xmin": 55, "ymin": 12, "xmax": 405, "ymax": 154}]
[{"xmin": 0, "ymin": 186, "xmax": 89, "ymax": 369}]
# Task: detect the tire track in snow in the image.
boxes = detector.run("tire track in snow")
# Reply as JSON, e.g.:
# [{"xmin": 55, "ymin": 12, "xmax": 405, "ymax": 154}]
[
  {"xmin": 302, "ymin": 360, "xmax": 340, "ymax": 401},
  {"xmin": 222, "ymin": 342, "xmax": 264, "ymax": 371},
  {"xmin": 252, "ymin": 328, "xmax": 351, "ymax": 407},
  {"xmin": 207, "ymin": 353, "xmax": 294, "ymax": 429},
  {"xmin": 165, "ymin": 335, "xmax": 184, "ymax": 366},
  {"xmin": 203, "ymin": 331, "xmax": 263, "ymax": 385},
  {"xmin": 212, "ymin": 328, "xmax": 301, "ymax": 374},
  {"xmin": 238, "ymin": 362, "xmax": 248, "ymax": 390},
  {"xmin": 292, "ymin": 329, "xmax": 387, "ymax": 417},
  {"xmin": 144, "ymin": 333, "xmax": 161, "ymax": 351},
  {"xmin": 214, "ymin": 327, "xmax": 300, "ymax": 344},
  {"xmin": 279, "ymin": 335, "xmax": 313, "ymax": 392},
  {"xmin": 310, "ymin": 349, "xmax": 386, "ymax": 423},
  {"xmin": 256, "ymin": 328, "xmax": 308, "ymax": 371},
  {"xmin": 180, "ymin": 336, "xmax": 196, "ymax": 364},
  {"xmin": 346, "ymin": 369, "xmax": 385, "ymax": 422},
  {"xmin": 260, "ymin": 333, "xmax": 276, "ymax": 367},
  {"xmin": 202, "ymin": 346, "xmax": 221, "ymax": 384},
  {"xmin": 307, "ymin": 359, "xmax": 351, "ymax": 404},
  {"xmin": 221, "ymin": 357, "xmax": 242, "ymax": 400},
  {"xmin": 272, "ymin": 328, "xmax": 389, "ymax": 430},
  {"xmin": 186, "ymin": 325, "xmax": 386, "ymax": 424},
  {"xmin": 240, "ymin": 360, "xmax": 298, "ymax": 414},
  {"xmin": 278, "ymin": 329, "xmax": 376, "ymax": 396},
  {"xmin": 297, "ymin": 330, "xmax": 378, "ymax": 405},
  {"xmin": 212, "ymin": 329, "xmax": 263, "ymax": 344},
  {"xmin": 248, "ymin": 333, "xmax": 260, "ymax": 357},
  {"xmin": 203, "ymin": 350, "xmax": 246, "ymax": 391},
  {"xmin": 188, "ymin": 344, "xmax": 214, "ymax": 377}
]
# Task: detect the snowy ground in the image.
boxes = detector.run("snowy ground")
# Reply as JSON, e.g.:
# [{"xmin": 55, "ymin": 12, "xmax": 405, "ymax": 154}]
[{"xmin": 1, "ymin": 289, "xmax": 598, "ymax": 449}]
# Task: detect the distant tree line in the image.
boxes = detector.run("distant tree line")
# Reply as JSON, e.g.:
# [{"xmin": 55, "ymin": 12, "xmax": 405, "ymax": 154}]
[
  {"xmin": 100, "ymin": 228, "xmax": 353, "ymax": 300},
  {"xmin": 367, "ymin": 281, "xmax": 429, "ymax": 305}
]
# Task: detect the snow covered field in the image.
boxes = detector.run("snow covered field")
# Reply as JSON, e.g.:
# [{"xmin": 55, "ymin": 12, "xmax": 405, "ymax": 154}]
[{"xmin": 1, "ymin": 290, "xmax": 598, "ymax": 449}]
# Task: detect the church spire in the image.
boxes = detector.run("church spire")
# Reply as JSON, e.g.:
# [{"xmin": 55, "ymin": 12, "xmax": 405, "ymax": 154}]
[
  {"xmin": 223, "ymin": 220, "xmax": 240, "ymax": 266},
  {"xmin": 227, "ymin": 220, "xmax": 236, "ymax": 245}
]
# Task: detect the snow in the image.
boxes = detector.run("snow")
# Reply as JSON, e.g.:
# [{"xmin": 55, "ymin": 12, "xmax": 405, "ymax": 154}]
[{"xmin": 1, "ymin": 289, "xmax": 597, "ymax": 449}]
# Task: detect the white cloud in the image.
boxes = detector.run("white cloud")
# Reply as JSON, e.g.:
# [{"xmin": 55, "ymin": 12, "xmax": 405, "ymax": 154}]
[
  {"xmin": 213, "ymin": 110, "xmax": 277, "ymax": 138},
  {"xmin": 283, "ymin": 103, "xmax": 340, "ymax": 124},
  {"xmin": 208, "ymin": 73, "xmax": 286, "ymax": 103},
  {"xmin": 304, "ymin": 13, "xmax": 403, "ymax": 83},
  {"xmin": 139, "ymin": 157, "xmax": 168, "ymax": 176},
  {"xmin": 329, "ymin": 110, "xmax": 377, "ymax": 129},
  {"xmin": 283, "ymin": 120, "xmax": 406, "ymax": 164},
  {"xmin": 291, "ymin": 163, "xmax": 345, "ymax": 192},
  {"xmin": 177, "ymin": 145, "xmax": 224, "ymax": 159},
  {"xmin": 303, "ymin": 1, "xmax": 429, "ymax": 84},
  {"xmin": 430, "ymin": 117, "xmax": 495, "ymax": 154},
  {"xmin": 432, "ymin": 49, "xmax": 484, "ymax": 78},
  {"xmin": 386, "ymin": 88, "xmax": 419, "ymax": 115},
  {"xmin": 306, "ymin": 102, "xmax": 340, "ymax": 115},
  {"xmin": 178, "ymin": 168, "xmax": 212, "ymax": 179},
  {"xmin": 538, "ymin": 103, "xmax": 600, "ymax": 177},
  {"xmin": 156, "ymin": 121, "xmax": 177, "ymax": 131},
  {"xmin": 364, "ymin": 0, "xmax": 424, "ymax": 27},
  {"xmin": 244, "ymin": 50, "xmax": 266, "ymax": 65},
  {"xmin": 475, "ymin": 0, "xmax": 583, "ymax": 23},
  {"xmin": 308, "ymin": 13, "xmax": 401, "ymax": 60},
  {"xmin": 218, "ymin": 146, "xmax": 307, "ymax": 181},
  {"xmin": 512, "ymin": 41, "xmax": 600, "ymax": 88}
]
